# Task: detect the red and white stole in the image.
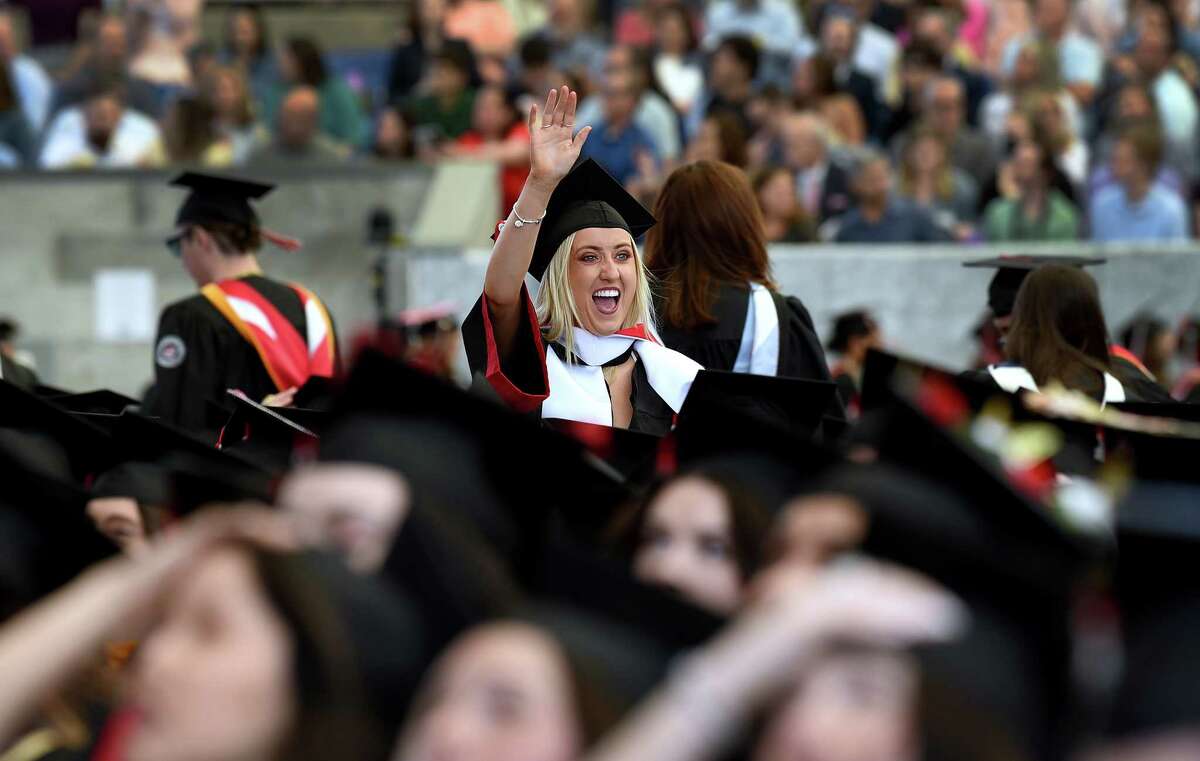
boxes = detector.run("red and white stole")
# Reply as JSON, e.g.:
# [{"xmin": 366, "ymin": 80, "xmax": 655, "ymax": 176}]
[
  {"xmin": 542, "ymin": 324, "xmax": 702, "ymax": 426},
  {"xmin": 201, "ymin": 279, "xmax": 336, "ymax": 392}
]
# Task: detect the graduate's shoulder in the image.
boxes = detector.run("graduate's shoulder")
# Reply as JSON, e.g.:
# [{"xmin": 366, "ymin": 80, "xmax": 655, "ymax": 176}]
[{"xmin": 158, "ymin": 291, "xmax": 227, "ymax": 327}]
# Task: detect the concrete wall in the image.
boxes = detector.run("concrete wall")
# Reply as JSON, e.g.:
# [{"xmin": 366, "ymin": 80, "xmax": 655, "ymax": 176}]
[{"xmin": 0, "ymin": 165, "xmax": 431, "ymax": 395}]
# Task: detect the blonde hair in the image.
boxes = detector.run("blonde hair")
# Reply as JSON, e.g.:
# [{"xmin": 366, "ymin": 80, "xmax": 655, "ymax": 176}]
[{"xmin": 535, "ymin": 231, "xmax": 657, "ymax": 364}]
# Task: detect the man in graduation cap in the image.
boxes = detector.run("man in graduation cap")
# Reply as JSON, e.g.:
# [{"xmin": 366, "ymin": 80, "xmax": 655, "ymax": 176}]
[{"xmin": 143, "ymin": 172, "xmax": 339, "ymax": 433}]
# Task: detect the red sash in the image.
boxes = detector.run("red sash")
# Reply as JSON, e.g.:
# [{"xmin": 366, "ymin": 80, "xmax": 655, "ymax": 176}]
[{"xmin": 201, "ymin": 279, "xmax": 336, "ymax": 392}]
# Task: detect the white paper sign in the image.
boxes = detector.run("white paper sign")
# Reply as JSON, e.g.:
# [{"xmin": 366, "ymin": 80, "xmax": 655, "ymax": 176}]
[{"xmin": 94, "ymin": 269, "xmax": 156, "ymax": 343}]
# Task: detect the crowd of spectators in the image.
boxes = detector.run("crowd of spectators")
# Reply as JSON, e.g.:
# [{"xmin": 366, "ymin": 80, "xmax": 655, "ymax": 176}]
[{"xmin": 2, "ymin": 0, "xmax": 1200, "ymax": 242}]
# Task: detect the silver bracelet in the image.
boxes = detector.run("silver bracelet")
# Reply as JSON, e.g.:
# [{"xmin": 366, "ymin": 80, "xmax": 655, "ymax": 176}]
[{"xmin": 512, "ymin": 206, "xmax": 547, "ymax": 228}]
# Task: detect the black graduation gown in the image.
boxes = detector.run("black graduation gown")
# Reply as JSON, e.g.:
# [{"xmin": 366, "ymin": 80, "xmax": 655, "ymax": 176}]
[
  {"xmin": 0, "ymin": 354, "xmax": 39, "ymax": 390},
  {"xmin": 966, "ymin": 358, "xmax": 1174, "ymax": 404},
  {"xmin": 143, "ymin": 275, "xmax": 336, "ymax": 435},
  {"xmin": 656, "ymin": 283, "xmax": 835, "ymax": 383},
  {"xmin": 461, "ymin": 287, "xmax": 676, "ymax": 436}
]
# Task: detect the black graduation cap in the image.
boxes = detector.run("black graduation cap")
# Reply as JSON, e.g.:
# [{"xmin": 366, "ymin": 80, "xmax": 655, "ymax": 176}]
[
  {"xmin": 963, "ymin": 255, "xmax": 1106, "ymax": 319},
  {"xmin": 46, "ymin": 389, "xmax": 140, "ymax": 415},
  {"xmin": 677, "ymin": 369, "xmax": 838, "ymax": 444},
  {"xmin": 171, "ymin": 171, "xmax": 273, "ymax": 229},
  {"xmin": 0, "ymin": 379, "xmax": 117, "ymax": 480},
  {"xmin": 545, "ymin": 418, "xmax": 663, "ymax": 485},
  {"xmin": 1108, "ymin": 481, "xmax": 1200, "ymax": 738},
  {"xmin": 91, "ymin": 461, "xmax": 170, "ymax": 506},
  {"xmin": 520, "ymin": 158, "xmax": 656, "ymax": 281},
  {"xmin": 217, "ymin": 390, "xmax": 321, "ymax": 471},
  {"xmin": 0, "ymin": 433, "xmax": 117, "ymax": 616}
]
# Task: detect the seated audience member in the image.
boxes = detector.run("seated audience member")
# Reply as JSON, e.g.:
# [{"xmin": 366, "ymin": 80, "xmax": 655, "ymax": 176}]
[
  {"xmin": 1027, "ymin": 89, "xmax": 1088, "ymax": 190},
  {"xmin": 895, "ymin": 127, "xmax": 979, "ymax": 240},
  {"xmin": 982, "ymin": 137, "xmax": 1080, "ymax": 241},
  {"xmin": 40, "ymin": 86, "xmax": 162, "ymax": 169},
  {"xmin": 533, "ymin": 0, "xmax": 607, "ymax": 85},
  {"xmin": 0, "ymin": 9, "xmax": 53, "ymax": 133},
  {"xmin": 267, "ymin": 37, "xmax": 369, "ymax": 150},
  {"xmin": 753, "ymin": 165, "xmax": 817, "ymax": 243},
  {"xmin": 879, "ymin": 42, "xmax": 942, "ymax": 146},
  {"xmin": 893, "ymin": 75, "xmax": 995, "ymax": 189},
  {"xmin": 812, "ymin": 7, "xmax": 888, "ymax": 139},
  {"xmin": 1001, "ymin": 0, "xmax": 1103, "ymax": 107},
  {"xmin": 1090, "ymin": 84, "xmax": 1184, "ymax": 198},
  {"xmin": 445, "ymin": 85, "xmax": 530, "ymax": 216},
  {"xmin": 126, "ymin": 0, "xmax": 203, "ymax": 90},
  {"xmin": 788, "ymin": 56, "xmax": 871, "ymax": 146},
  {"xmin": 372, "ymin": 106, "xmax": 415, "ymax": 161},
  {"xmin": 1090, "ymin": 124, "xmax": 1189, "ymax": 242},
  {"xmin": 580, "ymin": 70, "xmax": 661, "ymax": 185},
  {"xmin": 0, "ymin": 57, "xmax": 35, "ymax": 167},
  {"xmin": 247, "ymin": 86, "xmax": 348, "ymax": 165},
  {"xmin": 910, "ymin": 5, "xmax": 992, "ymax": 124},
  {"xmin": 53, "ymin": 13, "xmax": 160, "ymax": 118},
  {"xmin": 685, "ymin": 111, "xmax": 749, "ymax": 167},
  {"xmin": 444, "ymin": 0, "xmax": 517, "ymax": 82},
  {"xmin": 203, "ymin": 65, "xmax": 268, "ymax": 165},
  {"xmin": 703, "ymin": 0, "xmax": 807, "ymax": 61},
  {"xmin": 652, "ymin": 2, "xmax": 704, "ymax": 114},
  {"xmin": 222, "ymin": 3, "xmax": 280, "ymax": 114},
  {"xmin": 405, "ymin": 38, "xmax": 479, "ymax": 144},
  {"xmin": 688, "ymin": 34, "xmax": 759, "ymax": 140},
  {"xmin": 576, "ymin": 45, "xmax": 681, "ymax": 162},
  {"xmin": 781, "ymin": 112, "xmax": 852, "ymax": 224},
  {"xmin": 834, "ymin": 0, "xmax": 901, "ymax": 99},
  {"xmin": 827, "ymin": 309, "xmax": 883, "ymax": 412},
  {"xmin": 979, "ymin": 39, "xmax": 1078, "ymax": 150},
  {"xmin": 155, "ymin": 95, "xmax": 233, "ymax": 166},
  {"xmin": 388, "ymin": 0, "xmax": 447, "ymax": 104},
  {"xmin": 832, "ymin": 152, "xmax": 951, "ymax": 242}
]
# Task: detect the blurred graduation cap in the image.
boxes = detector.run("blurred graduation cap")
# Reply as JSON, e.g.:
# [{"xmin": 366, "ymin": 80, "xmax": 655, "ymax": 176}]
[
  {"xmin": 677, "ymin": 370, "xmax": 837, "ymax": 445},
  {"xmin": 508, "ymin": 158, "xmax": 656, "ymax": 281},
  {"xmin": 293, "ymin": 374, "xmax": 340, "ymax": 410},
  {"xmin": 91, "ymin": 461, "xmax": 170, "ymax": 507},
  {"xmin": 0, "ymin": 433, "xmax": 116, "ymax": 615},
  {"xmin": 217, "ymin": 389, "xmax": 322, "ymax": 471},
  {"xmin": 0, "ymin": 379, "xmax": 117, "ymax": 480},
  {"xmin": 46, "ymin": 389, "xmax": 140, "ymax": 415},
  {"xmin": 546, "ymin": 419, "xmax": 664, "ymax": 485},
  {"xmin": 170, "ymin": 172, "xmax": 300, "ymax": 252},
  {"xmin": 963, "ymin": 255, "xmax": 1105, "ymax": 319},
  {"xmin": 1108, "ymin": 481, "xmax": 1200, "ymax": 738}
]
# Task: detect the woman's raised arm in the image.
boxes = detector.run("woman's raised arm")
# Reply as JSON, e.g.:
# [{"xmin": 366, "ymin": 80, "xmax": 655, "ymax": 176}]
[{"xmin": 482, "ymin": 86, "xmax": 591, "ymax": 357}]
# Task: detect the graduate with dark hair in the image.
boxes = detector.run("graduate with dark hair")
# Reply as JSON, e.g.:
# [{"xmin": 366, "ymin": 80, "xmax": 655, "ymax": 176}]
[{"xmin": 144, "ymin": 173, "xmax": 339, "ymax": 435}]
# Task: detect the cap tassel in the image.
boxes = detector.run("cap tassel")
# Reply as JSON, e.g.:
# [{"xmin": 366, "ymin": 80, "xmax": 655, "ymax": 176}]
[{"xmin": 262, "ymin": 229, "xmax": 303, "ymax": 252}]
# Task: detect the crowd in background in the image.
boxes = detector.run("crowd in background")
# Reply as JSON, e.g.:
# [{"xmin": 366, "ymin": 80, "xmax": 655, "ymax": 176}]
[{"xmin": 3, "ymin": 0, "xmax": 1200, "ymax": 242}]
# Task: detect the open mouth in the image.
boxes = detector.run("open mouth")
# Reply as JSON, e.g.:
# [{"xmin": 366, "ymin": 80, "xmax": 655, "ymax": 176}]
[{"xmin": 592, "ymin": 288, "xmax": 621, "ymax": 316}]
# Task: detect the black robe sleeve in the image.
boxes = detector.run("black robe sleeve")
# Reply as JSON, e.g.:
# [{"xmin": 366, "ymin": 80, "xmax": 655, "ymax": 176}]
[
  {"xmin": 776, "ymin": 294, "xmax": 848, "ymax": 424},
  {"xmin": 460, "ymin": 284, "xmax": 549, "ymax": 413},
  {"xmin": 143, "ymin": 300, "xmax": 229, "ymax": 433}
]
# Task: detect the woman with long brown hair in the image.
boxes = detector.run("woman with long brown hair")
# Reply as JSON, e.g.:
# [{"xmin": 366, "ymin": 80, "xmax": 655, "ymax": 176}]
[
  {"xmin": 983, "ymin": 264, "xmax": 1129, "ymax": 402},
  {"xmin": 645, "ymin": 160, "xmax": 833, "ymax": 382}
]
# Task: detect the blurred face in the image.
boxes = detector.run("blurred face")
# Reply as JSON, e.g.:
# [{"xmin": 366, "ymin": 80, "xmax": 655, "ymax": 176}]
[
  {"xmin": 914, "ymin": 13, "xmax": 951, "ymax": 54},
  {"xmin": 822, "ymin": 16, "xmax": 858, "ymax": 61},
  {"xmin": 927, "ymin": 81, "xmax": 964, "ymax": 135},
  {"xmin": 85, "ymin": 95, "xmax": 123, "ymax": 151},
  {"xmin": 567, "ymin": 227, "xmax": 639, "ymax": 336},
  {"xmin": 279, "ymin": 90, "xmax": 319, "ymax": 148},
  {"xmin": 231, "ymin": 11, "xmax": 260, "ymax": 56},
  {"xmin": 762, "ymin": 494, "xmax": 867, "ymax": 573},
  {"xmin": 399, "ymin": 623, "xmax": 582, "ymax": 761},
  {"xmin": 1013, "ymin": 46, "xmax": 1040, "ymax": 86},
  {"xmin": 854, "ymin": 159, "xmax": 892, "ymax": 205},
  {"xmin": 0, "ymin": 16, "xmax": 16, "ymax": 61},
  {"xmin": 1135, "ymin": 12, "xmax": 1170, "ymax": 72},
  {"xmin": 759, "ymin": 170, "xmax": 799, "ymax": 219},
  {"xmin": 632, "ymin": 476, "xmax": 743, "ymax": 615},
  {"xmin": 909, "ymin": 135, "xmax": 944, "ymax": 174},
  {"xmin": 1036, "ymin": 99, "xmax": 1067, "ymax": 141},
  {"xmin": 126, "ymin": 549, "xmax": 295, "ymax": 761},
  {"xmin": 86, "ymin": 497, "xmax": 147, "ymax": 556},
  {"xmin": 901, "ymin": 63, "xmax": 936, "ymax": 102},
  {"xmin": 687, "ymin": 118, "xmax": 724, "ymax": 162},
  {"xmin": 277, "ymin": 463, "xmax": 411, "ymax": 575},
  {"xmin": 1117, "ymin": 87, "xmax": 1154, "ymax": 120},
  {"xmin": 656, "ymin": 11, "xmax": 690, "ymax": 55},
  {"xmin": 1034, "ymin": 0, "xmax": 1070, "ymax": 33},
  {"xmin": 97, "ymin": 19, "xmax": 128, "ymax": 64},
  {"xmin": 782, "ymin": 120, "xmax": 824, "ymax": 170},
  {"xmin": 753, "ymin": 650, "xmax": 919, "ymax": 761},
  {"xmin": 710, "ymin": 47, "xmax": 745, "ymax": 90},
  {"xmin": 418, "ymin": 0, "xmax": 447, "ymax": 25},
  {"xmin": 212, "ymin": 71, "xmax": 242, "ymax": 118},
  {"xmin": 177, "ymin": 226, "xmax": 219, "ymax": 286},
  {"xmin": 602, "ymin": 81, "xmax": 638, "ymax": 126},
  {"xmin": 473, "ymin": 88, "xmax": 513, "ymax": 137},
  {"xmin": 1012, "ymin": 141, "xmax": 1046, "ymax": 188},
  {"xmin": 431, "ymin": 59, "xmax": 469, "ymax": 99},
  {"xmin": 1111, "ymin": 139, "xmax": 1146, "ymax": 187},
  {"xmin": 377, "ymin": 109, "xmax": 410, "ymax": 156}
]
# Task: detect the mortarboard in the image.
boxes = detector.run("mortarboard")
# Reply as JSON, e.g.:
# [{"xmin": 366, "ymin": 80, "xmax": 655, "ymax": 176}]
[
  {"xmin": 217, "ymin": 390, "xmax": 321, "ymax": 471},
  {"xmin": 46, "ymin": 389, "xmax": 141, "ymax": 415},
  {"xmin": 510, "ymin": 158, "xmax": 656, "ymax": 281},
  {"xmin": 546, "ymin": 419, "xmax": 664, "ymax": 485},
  {"xmin": 1108, "ymin": 481, "xmax": 1200, "ymax": 738},
  {"xmin": 91, "ymin": 461, "xmax": 170, "ymax": 506},
  {"xmin": 171, "ymin": 171, "xmax": 273, "ymax": 230},
  {"xmin": 963, "ymin": 255, "xmax": 1106, "ymax": 319},
  {"xmin": 677, "ymin": 369, "xmax": 838, "ymax": 444},
  {"xmin": 0, "ymin": 379, "xmax": 117, "ymax": 480}
]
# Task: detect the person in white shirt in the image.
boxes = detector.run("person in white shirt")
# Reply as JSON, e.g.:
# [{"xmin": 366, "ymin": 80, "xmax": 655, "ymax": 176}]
[
  {"xmin": 704, "ymin": 0, "xmax": 808, "ymax": 58},
  {"xmin": 0, "ymin": 10, "xmax": 52, "ymax": 132},
  {"xmin": 40, "ymin": 87, "xmax": 162, "ymax": 169}
]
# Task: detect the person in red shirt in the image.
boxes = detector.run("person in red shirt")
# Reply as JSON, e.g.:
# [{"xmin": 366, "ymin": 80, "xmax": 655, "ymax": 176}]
[{"xmin": 445, "ymin": 84, "xmax": 530, "ymax": 218}]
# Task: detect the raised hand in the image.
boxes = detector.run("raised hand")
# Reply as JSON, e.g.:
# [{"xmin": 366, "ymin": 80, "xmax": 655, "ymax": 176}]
[{"xmin": 528, "ymin": 86, "xmax": 592, "ymax": 188}]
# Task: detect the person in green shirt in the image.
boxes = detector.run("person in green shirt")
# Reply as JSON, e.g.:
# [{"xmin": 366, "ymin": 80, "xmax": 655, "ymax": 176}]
[
  {"xmin": 263, "ymin": 37, "xmax": 370, "ymax": 150},
  {"xmin": 404, "ymin": 39, "xmax": 478, "ymax": 145},
  {"xmin": 982, "ymin": 138, "xmax": 1080, "ymax": 242}
]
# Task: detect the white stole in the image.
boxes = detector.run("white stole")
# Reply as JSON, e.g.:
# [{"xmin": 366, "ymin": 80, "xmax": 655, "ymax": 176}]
[
  {"xmin": 732, "ymin": 283, "xmax": 780, "ymax": 376},
  {"xmin": 542, "ymin": 326, "xmax": 702, "ymax": 426},
  {"xmin": 987, "ymin": 365, "xmax": 1126, "ymax": 405}
]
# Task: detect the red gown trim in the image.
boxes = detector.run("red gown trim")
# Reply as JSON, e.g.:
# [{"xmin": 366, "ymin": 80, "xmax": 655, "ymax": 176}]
[{"xmin": 479, "ymin": 284, "xmax": 550, "ymax": 413}]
